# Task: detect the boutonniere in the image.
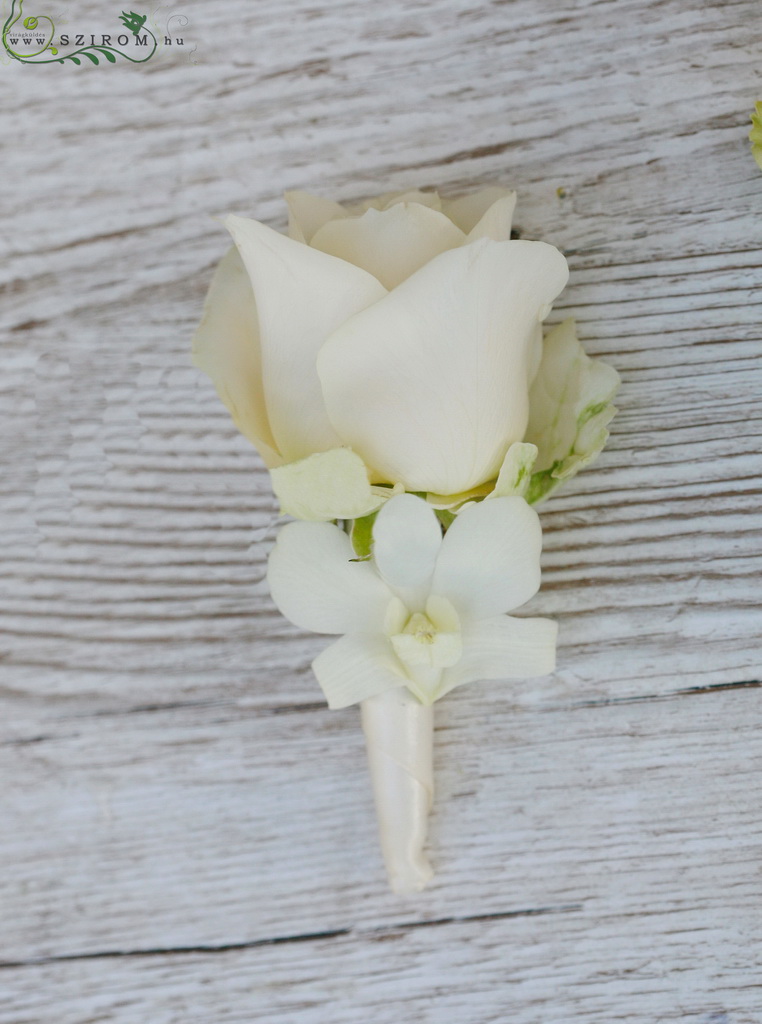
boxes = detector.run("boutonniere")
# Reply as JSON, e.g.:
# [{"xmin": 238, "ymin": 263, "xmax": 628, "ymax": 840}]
[{"xmin": 193, "ymin": 187, "xmax": 620, "ymax": 892}]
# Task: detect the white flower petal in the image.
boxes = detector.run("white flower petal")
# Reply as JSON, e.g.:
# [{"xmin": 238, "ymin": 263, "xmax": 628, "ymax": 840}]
[
  {"xmin": 466, "ymin": 193, "xmax": 517, "ymax": 241},
  {"xmin": 318, "ymin": 238, "xmax": 569, "ymax": 494},
  {"xmin": 226, "ymin": 214, "xmax": 386, "ymax": 463},
  {"xmin": 372, "ymin": 494, "xmax": 442, "ymax": 589},
  {"xmin": 284, "ymin": 190, "xmax": 347, "ymax": 243},
  {"xmin": 380, "ymin": 189, "xmax": 442, "ymax": 211},
  {"xmin": 270, "ymin": 448, "xmax": 384, "ymax": 522},
  {"xmin": 526, "ymin": 319, "xmax": 621, "ymax": 503},
  {"xmin": 425, "ymin": 593, "xmax": 460, "ymax": 633},
  {"xmin": 313, "ymin": 633, "xmax": 406, "ymax": 709},
  {"xmin": 528, "ymin": 321, "xmax": 544, "ymax": 383},
  {"xmin": 390, "ymin": 614, "xmax": 462, "ymax": 670},
  {"xmin": 349, "ymin": 189, "xmax": 443, "ymax": 214},
  {"xmin": 310, "ymin": 204, "xmax": 466, "ymax": 289},
  {"xmin": 267, "ymin": 521, "xmax": 393, "ymax": 634},
  {"xmin": 489, "ymin": 442, "xmax": 538, "ymax": 499},
  {"xmin": 384, "ymin": 595, "xmax": 409, "ymax": 635},
  {"xmin": 397, "ymin": 663, "xmax": 444, "ymax": 706},
  {"xmin": 437, "ymin": 614, "xmax": 558, "ymax": 698},
  {"xmin": 431, "ymin": 496, "xmax": 543, "ymax": 619},
  {"xmin": 442, "ymin": 187, "xmax": 516, "ymax": 233},
  {"xmin": 191, "ymin": 246, "xmax": 282, "ymax": 467}
]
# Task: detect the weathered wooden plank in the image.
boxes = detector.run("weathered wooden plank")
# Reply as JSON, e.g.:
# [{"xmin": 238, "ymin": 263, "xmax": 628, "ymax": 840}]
[
  {"xmin": 1, "ymin": 686, "xmax": 760, "ymax": 959},
  {"xmin": 2, "ymin": 907, "xmax": 761, "ymax": 1024},
  {"xmin": 1, "ymin": 686, "xmax": 761, "ymax": 1020},
  {"xmin": 1, "ymin": 0, "xmax": 761, "ymax": 1018}
]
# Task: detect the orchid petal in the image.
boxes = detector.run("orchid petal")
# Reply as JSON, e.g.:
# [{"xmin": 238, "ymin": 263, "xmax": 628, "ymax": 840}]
[
  {"xmin": 390, "ymin": 618, "xmax": 462, "ymax": 670},
  {"xmin": 310, "ymin": 204, "xmax": 466, "ymax": 289},
  {"xmin": 437, "ymin": 614, "xmax": 558, "ymax": 698},
  {"xmin": 226, "ymin": 214, "xmax": 386, "ymax": 463},
  {"xmin": 267, "ymin": 521, "xmax": 393, "ymax": 634},
  {"xmin": 442, "ymin": 187, "xmax": 516, "ymax": 233},
  {"xmin": 372, "ymin": 494, "xmax": 443, "ymax": 589},
  {"xmin": 318, "ymin": 238, "xmax": 569, "ymax": 494},
  {"xmin": 284, "ymin": 190, "xmax": 347, "ymax": 243},
  {"xmin": 526, "ymin": 319, "xmax": 620, "ymax": 503},
  {"xmin": 191, "ymin": 246, "xmax": 282, "ymax": 467},
  {"xmin": 270, "ymin": 448, "xmax": 385, "ymax": 522},
  {"xmin": 313, "ymin": 633, "xmax": 406, "ymax": 709},
  {"xmin": 431, "ymin": 496, "xmax": 543, "ymax": 619}
]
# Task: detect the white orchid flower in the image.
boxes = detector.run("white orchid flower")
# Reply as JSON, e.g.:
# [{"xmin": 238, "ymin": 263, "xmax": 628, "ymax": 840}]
[
  {"xmin": 191, "ymin": 188, "xmax": 621, "ymax": 519},
  {"xmin": 267, "ymin": 492, "xmax": 556, "ymax": 892},
  {"xmin": 268, "ymin": 492, "xmax": 556, "ymax": 707}
]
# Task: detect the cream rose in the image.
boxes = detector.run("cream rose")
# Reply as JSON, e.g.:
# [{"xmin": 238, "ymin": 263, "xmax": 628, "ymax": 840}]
[{"xmin": 193, "ymin": 188, "xmax": 619, "ymax": 518}]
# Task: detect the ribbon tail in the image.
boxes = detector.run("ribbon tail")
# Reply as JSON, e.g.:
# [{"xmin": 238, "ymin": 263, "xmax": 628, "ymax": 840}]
[{"xmin": 360, "ymin": 686, "xmax": 434, "ymax": 894}]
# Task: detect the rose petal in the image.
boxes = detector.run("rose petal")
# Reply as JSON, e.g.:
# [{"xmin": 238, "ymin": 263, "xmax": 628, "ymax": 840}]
[
  {"xmin": 528, "ymin": 321, "xmax": 544, "ymax": 383},
  {"xmin": 313, "ymin": 633, "xmax": 406, "ymax": 709},
  {"xmin": 267, "ymin": 520, "xmax": 393, "ymax": 634},
  {"xmin": 270, "ymin": 448, "xmax": 385, "ymax": 522},
  {"xmin": 284, "ymin": 190, "xmax": 347, "ymax": 243},
  {"xmin": 431, "ymin": 496, "xmax": 543, "ymax": 619},
  {"xmin": 372, "ymin": 494, "xmax": 443, "ymax": 590},
  {"xmin": 318, "ymin": 238, "xmax": 569, "ymax": 494},
  {"xmin": 488, "ymin": 442, "xmax": 538, "ymax": 499},
  {"xmin": 466, "ymin": 193, "xmax": 517, "ymax": 241},
  {"xmin": 226, "ymin": 214, "xmax": 386, "ymax": 463},
  {"xmin": 437, "ymin": 614, "xmax": 558, "ymax": 698},
  {"xmin": 192, "ymin": 246, "xmax": 282, "ymax": 467},
  {"xmin": 310, "ymin": 204, "xmax": 466, "ymax": 289},
  {"xmin": 526, "ymin": 319, "xmax": 620, "ymax": 503},
  {"xmin": 442, "ymin": 187, "xmax": 516, "ymax": 233},
  {"xmin": 349, "ymin": 189, "xmax": 443, "ymax": 214},
  {"xmin": 380, "ymin": 189, "xmax": 442, "ymax": 211}
]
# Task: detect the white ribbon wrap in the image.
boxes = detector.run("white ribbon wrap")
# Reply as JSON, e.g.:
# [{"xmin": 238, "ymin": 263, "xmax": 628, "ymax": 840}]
[{"xmin": 360, "ymin": 686, "xmax": 434, "ymax": 894}]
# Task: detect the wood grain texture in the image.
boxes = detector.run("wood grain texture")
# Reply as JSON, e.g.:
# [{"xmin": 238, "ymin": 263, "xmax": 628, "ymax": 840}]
[{"xmin": 1, "ymin": 0, "xmax": 761, "ymax": 1019}]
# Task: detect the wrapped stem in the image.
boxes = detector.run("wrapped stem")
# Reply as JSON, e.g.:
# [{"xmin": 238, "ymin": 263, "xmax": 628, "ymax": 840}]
[{"xmin": 360, "ymin": 686, "xmax": 434, "ymax": 893}]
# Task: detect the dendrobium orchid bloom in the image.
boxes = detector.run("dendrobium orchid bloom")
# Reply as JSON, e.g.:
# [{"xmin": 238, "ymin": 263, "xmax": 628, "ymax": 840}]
[
  {"xmin": 267, "ymin": 492, "xmax": 556, "ymax": 893},
  {"xmin": 268, "ymin": 493, "xmax": 556, "ymax": 708}
]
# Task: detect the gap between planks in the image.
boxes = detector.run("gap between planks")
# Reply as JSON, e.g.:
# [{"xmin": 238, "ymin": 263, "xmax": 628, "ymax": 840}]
[{"xmin": 0, "ymin": 903, "xmax": 582, "ymax": 971}]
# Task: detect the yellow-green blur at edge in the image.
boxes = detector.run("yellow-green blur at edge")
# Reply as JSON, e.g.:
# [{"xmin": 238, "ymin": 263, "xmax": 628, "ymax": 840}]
[{"xmin": 750, "ymin": 101, "xmax": 762, "ymax": 171}]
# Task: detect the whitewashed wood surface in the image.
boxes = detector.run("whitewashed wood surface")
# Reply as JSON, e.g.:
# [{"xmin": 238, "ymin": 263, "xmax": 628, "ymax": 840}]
[{"xmin": 1, "ymin": 0, "xmax": 761, "ymax": 1020}]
